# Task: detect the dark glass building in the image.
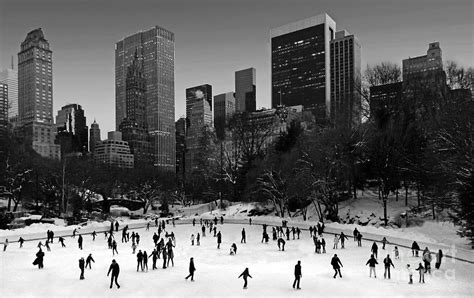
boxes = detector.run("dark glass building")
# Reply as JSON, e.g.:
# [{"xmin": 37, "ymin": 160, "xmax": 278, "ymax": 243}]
[
  {"xmin": 235, "ymin": 68, "xmax": 256, "ymax": 112},
  {"xmin": 55, "ymin": 104, "xmax": 88, "ymax": 155},
  {"xmin": 271, "ymin": 14, "xmax": 336, "ymax": 121}
]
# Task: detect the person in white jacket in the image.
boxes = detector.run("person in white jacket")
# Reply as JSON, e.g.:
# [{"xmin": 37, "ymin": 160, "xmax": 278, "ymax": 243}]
[{"xmin": 407, "ymin": 264, "xmax": 413, "ymax": 284}]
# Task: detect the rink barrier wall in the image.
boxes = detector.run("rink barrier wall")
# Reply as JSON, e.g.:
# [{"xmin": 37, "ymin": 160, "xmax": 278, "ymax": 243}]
[{"xmin": 1, "ymin": 216, "xmax": 473, "ymax": 265}]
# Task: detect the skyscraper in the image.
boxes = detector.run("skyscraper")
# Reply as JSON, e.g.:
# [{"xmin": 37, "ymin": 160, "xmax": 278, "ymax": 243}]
[
  {"xmin": 89, "ymin": 120, "xmax": 101, "ymax": 154},
  {"xmin": 330, "ymin": 30, "xmax": 361, "ymax": 129},
  {"xmin": 0, "ymin": 59, "xmax": 18, "ymax": 124},
  {"xmin": 55, "ymin": 104, "xmax": 88, "ymax": 155},
  {"xmin": 18, "ymin": 28, "xmax": 60, "ymax": 159},
  {"xmin": 175, "ymin": 117, "xmax": 186, "ymax": 178},
  {"xmin": 214, "ymin": 92, "xmax": 235, "ymax": 139},
  {"xmin": 115, "ymin": 26, "xmax": 175, "ymax": 170},
  {"xmin": 0, "ymin": 83, "xmax": 7, "ymax": 138},
  {"xmin": 271, "ymin": 13, "xmax": 336, "ymax": 120},
  {"xmin": 235, "ymin": 68, "xmax": 256, "ymax": 112},
  {"xmin": 186, "ymin": 84, "xmax": 212, "ymax": 129}
]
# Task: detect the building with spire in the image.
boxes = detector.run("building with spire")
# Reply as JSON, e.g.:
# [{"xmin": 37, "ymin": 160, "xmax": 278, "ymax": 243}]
[
  {"xmin": 119, "ymin": 50, "xmax": 153, "ymax": 165},
  {"xmin": 89, "ymin": 119, "xmax": 101, "ymax": 154},
  {"xmin": 18, "ymin": 28, "xmax": 60, "ymax": 159},
  {"xmin": 0, "ymin": 83, "xmax": 7, "ymax": 138}
]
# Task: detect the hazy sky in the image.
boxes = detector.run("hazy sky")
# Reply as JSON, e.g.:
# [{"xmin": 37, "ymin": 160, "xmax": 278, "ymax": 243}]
[{"xmin": 1, "ymin": 0, "xmax": 472, "ymax": 138}]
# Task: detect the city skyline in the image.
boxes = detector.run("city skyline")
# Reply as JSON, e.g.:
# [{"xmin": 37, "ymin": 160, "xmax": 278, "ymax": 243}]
[{"xmin": 0, "ymin": 0, "xmax": 472, "ymax": 138}]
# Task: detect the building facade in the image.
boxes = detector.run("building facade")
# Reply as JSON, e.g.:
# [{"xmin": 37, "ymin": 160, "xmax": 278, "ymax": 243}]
[
  {"xmin": 235, "ymin": 68, "xmax": 256, "ymax": 112},
  {"xmin": 94, "ymin": 131, "xmax": 134, "ymax": 168},
  {"xmin": 175, "ymin": 117, "xmax": 186, "ymax": 179},
  {"xmin": 330, "ymin": 30, "xmax": 361, "ymax": 130},
  {"xmin": 54, "ymin": 104, "xmax": 88, "ymax": 155},
  {"xmin": 0, "ymin": 66, "xmax": 18, "ymax": 123},
  {"xmin": 89, "ymin": 120, "xmax": 101, "ymax": 154},
  {"xmin": 115, "ymin": 26, "xmax": 175, "ymax": 170},
  {"xmin": 18, "ymin": 28, "xmax": 60, "ymax": 159},
  {"xmin": 186, "ymin": 84, "xmax": 212, "ymax": 129},
  {"xmin": 214, "ymin": 92, "xmax": 235, "ymax": 140},
  {"xmin": 271, "ymin": 13, "xmax": 336, "ymax": 121},
  {"xmin": 0, "ymin": 83, "xmax": 7, "ymax": 138}
]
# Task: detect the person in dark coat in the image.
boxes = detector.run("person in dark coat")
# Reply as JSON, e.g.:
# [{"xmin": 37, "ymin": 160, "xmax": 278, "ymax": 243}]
[
  {"xmin": 72, "ymin": 228, "xmax": 77, "ymax": 238},
  {"xmin": 241, "ymin": 228, "xmax": 246, "ymax": 243},
  {"xmin": 112, "ymin": 240, "xmax": 118, "ymax": 255},
  {"xmin": 411, "ymin": 241, "xmax": 420, "ymax": 257},
  {"xmin": 353, "ymin": 228, "xmax": 359, "ymax": 241},
  {"xmin": 196, "ymin": 233, "xmax": 200, "ymax": 246},
  {"xmin": 162, "ymin": 247, "xmax": 168, "ymax": 269},
  {"xmin": 238, "ymin": 268, "xmax": 252, "ymax": 289},
  {"xmin": 331, "ymin": 254, "xmax": 343, "ymax": 278},
  {"xmin": 193, "ymin": 218, "xmax": 196, "ymax": 226},
  {"xmin": 214, "ymin": 217, "xmax": 218, "ymax": 225},
  {"xmin": 107, "ymin": 259, "xmax": 120, "ymax": 289},
  {"xmin": 383, "ymin": 254, "xmax": 395, "ymax": 279},
  {"xmin": 137, "ymin": 250, "xmax": 144, "ymax": 271},
  {"xmin": 293, "ymin": 260, "xmax": 302, "ymax": 289},
  {"xmin": 166, "ymin": 239, "xmax": 175, "ymax": 267},
  {"xmin": 435, "ymin": 249, "xmax": 443, "ymax": 269},
  {"xmin": 86, "ymin": 253, "xmax": 95, "ymax": 269},
  {"xmin": 217, "ymin": 231, "xmax": 222, "ymax": 249},
  {"xmin": 321, "ymin": 237, "xmax": 326, "ymax": 253},
  {"xmin": 143, "ymin": 251, "xmax": 149, "ymax": 271},
  {"xmin": 231, "ymin": 243, "xmax": 237, "ymax": 255},
  {"xmin": 78, "ymin": 235, "xmax": 83, "ymax": 250},
  {"xmin": 19, "ymin": 237, "xmax": 24, "ymax": 248},
  {"xmin": 371, "ymin": 242, "xmax": 378, "ymax": 259},
  {"xmin": 50, "ymin": 230, "xmax": 54, "ymax": 242},
  {"xmin": 381, "ymin": 237, "xmax": 388, "ymax": 250},
  {"xmin": 185, "ymin": 257, "xmax": 196, "ymax": 281},
  {"xmin": 286, "ymin": 227, "xmax": 290, "ymax": 240},
  {"xmin": 292, "ymin": 227, "xmax": 296, "ymax": 240},
  {"xmin": 149, "ymin": 249, "xmax": 158, "ymax": 269},
  {"xmin": 277, "ymin": 237, "xmax": 286, "ymax": 251},
  {"xmin": 366, "ymin": 254, "xmax": 378, "ymax": 278},
  {"xmin": 59, "ymin": 236, "xmax": 66, "ymax": 247},
  {"xmin": 309, "ymin": 226, "xmax": 314, "ymax": 238},
  {"xmin": 416, "ymin": 263, "xmax": 425, "ymax": 283},
  {"xmin": 79, "ymin": 257, "xmax": 85, "ymax": 280},
  {"xmin": 91, "ymin": 231, "xmax": 97, "ymax": 241},
  {"xmin": 115, "ymin": 221, "xmax": 119, "ymax": 232},
  {"xmin": 33, "ymin": 248, "xmax": 45, "ymax": 269},
  {"xmin": 340, "ymin": 232, "xmax": 349, "ymax": 248},
  {"xmin": 357, "ymin": 233, "xmax": 363, "ymax": 247},
  {"xmin": 296, "ymin": 227, "xmax": 301, "ymax": 239}
]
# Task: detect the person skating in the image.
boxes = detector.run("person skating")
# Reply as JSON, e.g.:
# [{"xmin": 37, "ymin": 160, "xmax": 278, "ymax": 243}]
[
  {"xmin": 3, "ymin": 238, "xmax": 8, "ymax": 251},
  {"xmin": 143, "ymin": 251, "xmax": 149, "ymax": 271},
  {"xmin": 340, "ymin": 232, "xmax": 348, "ymax": 249},
  {"xmin": 196, "ymin": 233, "xmax": 200, "ymax": 246},
  {"xmin": 293, "ymin": 260, "xmax": 302, "ymax": 290},
  {"xmin": 313, "ymin": 236, "xmax": 320, "ymax": 253},
  {"xmin": 292, "ymin": 227, "xmax": 296, "ymax": 240},
  {"xmin": 72, "ymin": 228, "xmax": 77, "ymax": 238},
  {"xmin": 162, "ymin": 247, "xmax": 168, "ymax": 269},
  {"xmin": 107, "ymin": 259, "xmax": 120, "ymax": 289},
  {"xmin": 407, "ymin": 264, "xmax": 413, "ymax": 284},
  {"xmin": 366, "ymin": 254, "xmax": 378, "ymax": 278},
  {"xmin": 146, "ymin": 222, "xmax": 150, "ymax": 231},
  {"xmin": 286, "ymin": 227, "xmax": 290, "ymax": 240},
  {"xmin": 153, "ymin": 233, "xmax": 159, "ymax": 245},
  {"xmin": 435, "ymin": 249, "xmax": 443, "ymax": 269},
  {"xmin": 241, "ymin": 228, "xmax": 246, "ymax": 244},
  {"xmin": 33, "ymin": 248, "xmax": 45, "ymax": 269},
  {"xmin": 131, "ymin": 241, "xmax": 137, "ymax": 254},
  {"xmin": 411, "ymin": 241, "xmax": 420, "ymax": 257},
  {"xmin": 136, "ymin": 233, "xmax": 140, "ymax": 245},
  {"xmin": 78, "ymin": 234, "xmax": 83, "ymax": 250},
  {"xmin": 214, "ymin": 216, "xmax": 218, "ymax": 226},
  {"xmin": 217, "ymin": 231, "xmax": 222, "ymax": 249},
  {"xmin": 213, "ymin": 226, "xmax": 217, "ymax": 237},
  {"xmin": 19, "ymin": 237, "xmax": 24, "ymax": 248},
  {"xmin": 249, "ymin": 218, "xmax": 252, "ymax": 225},
  {"xmin": 381, "ymin": 237, "xmax": 388, "ymax": 250},
  {"xmin": 231, "ymin": 243, "xmax": 237, "ymax": 255},
  {"xmin": 131, "ymin": 232, "xmax": 136, "ymax": 244},
  {"xmin": 238, "ymin": 268, "xmax": 252, "ymax": 289},
  {"xmin": 185, "ymin": 257, "xmax": 196, "ymax": 281},
  {"xmin": 371, "ymin": 242, "xmax": 378, "ymax": 259},
  {"xmin": 309, "ymin": 226, "xmax": 314, "ymax": 238},
  {"xmin": 394, "ymin": 246, "xmax": 400, "ymax": 259},
  {"xmin": 296, "ymin": 227, "xmax": 301, "ymax": 239},
  {"xmin": 92, "ymin": 231, "xmax": 96, "ymax": 241},
  {"xmin": 331, "ymin": 254, "xmax": 343, "ymax": 278},
  {"xmin": 115, "ymin": 221, "xmax": 119, "ymax": 232},
  {"xmin": 37, "ymin": 241, "xmax": 43, "ymax": 249},
  {"xmin": 277, "ymin": 237, "xmax": 286, "ymax": 251},
  {"xmin": 122, "ymin": 229, "xmax": 127, "ymax": 243},
  {"xmin": 416, "ymin": 263, "xmax": 425, "ymax": 283},
  {"xmin": 220, "ymin": 215, "xmax": 224, "ymax": 225},
  {"xmin": 191, "ymin": 234, "xmax": 195, "ymax": 246},
  {"xmin": 150, "ymin": 249, "xmax": 158, "ymax": 269},
  {"xmin": 137, "ymin": 250, "xmax": 144, "ymax": 271},
  {"xmin": 357, "ymin": 232, "xmax": 363, "ymax": 247},
  {"xmin": 79, "ymin": 257, "xmax": 85, "ymax": 280},
  {"xmin": 112, "ymin": 240, "xmax": 118, "ymax": 255},
  {"xmin": 59, "ymin": 236, "xmax": 66, "ymax": 247},
  {"xmin": 272, "ymin": 228, "xmax": 277, "ymax": 241},
  {"xmin": 383, "ymin": 254, "xmax": 395, "ymax": 279},
  {"xmin": 201, "ymin": 225, "xmax": 206, "ymax": 237},
  {"xmin": 45, "ymin": 239, "xmax": 51, "ymax": 252},
  {"xmin": 333, "ymin": 234, "xmax": 340, "ymax": 249},
  {"xmin": 193, "ymin": 218, "xmax": 196, "ymax": 226},
  {"xmin": 107, "ymin": 235, "xmax": 113, "ymax": 249},
  {"xmin": 422, "ymin": 247, "xmax": 432, "ymax": 274},
  {"xmin": 86, "ymin": 253, "xmax": 95, "ymax": 269},
  {"xmin": 321, "ymin": 237, "xmax": 326, "ymax": 253},
  {"xmin": 50, "ymin": 230, "xmax": 54, "ymax": 243},
  {"xmin": 166, "ymin": 239, "xmax": 175, "ymax": 267}
]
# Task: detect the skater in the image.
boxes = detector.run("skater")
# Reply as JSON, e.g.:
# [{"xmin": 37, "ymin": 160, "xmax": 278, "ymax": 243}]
[
  {"xmin": 339, "ymin": 232, "xmax": 348, "ymax": 249},
  {"xmin": 230, "ymin": 243, "xmax": 237, "ymax": 255},
  {"xmin": 249, "ymin": 218, "xmax": 252, "ymax": 225},
  {"xmin": 150, "ymin": 249, "xmax": 158, "ymax": 270},
  {"xmin": 45, "ymin": 239, "xmax": 51, "ymax": 251},
  {"xmin": 371, "ymin": 242, "xmax": 378, "ymax": 259},
  {"xmin": 435, "ymin": 249, "xmax": 443, "ymax": 269},
  {"xmin": 37, "ymin": 241, "xmax": 43, "ymax": 249},
  {"xmin": 381, "ymin": 237, "xmax": 388, "ymax": 250},
  {"xmin": 220, "ymin": 216, "xmax": 224, "ymax": 225},
  {"xmin": 59, "ymin": 236, "xmax": 66, "ymax": 247},
  {"xmin": 422, "ymin": 247, "xmax": 432, "ymax": 274},
  {"xmin": 217, "ymin": 231, "xmax": 222, "ymax": 249},
  {"xmin": 193, "ymin": 218, "xmax": 196, "ymax": 226},
  {"xmin": 137, "ymin": 250, "xmax": 144, "ymax": 271},
  {"xmin": 50, "ymin": 230, "xmax": 54, "ymax": 243},
  {"xmin": 407, "ymin": 264, "xmax": 414, "ymax": 284},
  {"xmin": 92, "ymin": 231, "xmax": 96, "ymax": 241},
  {"xmin": 394, "ymin": 246, "xmax": 400, "ymax": 259},
  {"xmin": 167, "ymin": 239, "xmax": 175, "ymax": 267},
  {"xmin": 143, "ymin": 251, "xmax": 149, "ymax": 271},
  {"xmin": 411, "ymin": 241, "xmax": 420, "ymax": 257},
  {"xmin": 296, "ymin": 227, "xmax": 301, "ymax": 239},
  {"xmin": 214, "ymin": 216, "xmax": 218, "ymax": 226},
  {"xmin": 416, "ymin": 263, "xmax": 425, "ymax": 283},
  {"xmin": 357, "ymin": 232, "xmax": 363, "ymax": 247},
  {"xmin": 78, "ymin": 234, "xmax": 83, "ymax": 250},
  {"xmin": 196, "ymin": 233, "xmax": 200, "ymax": 246},
  {"xmin": 112, "ymin": 240, "xmax": 118, "ymax": 255},
  {"xmin": 33, "ymin": 248, "xmax": 45, "ymax": 269},
  {"xmin": 107, "ymin": 259, "xmax": 120, "ymax": 289},
  {"xmin": 366, "ymin": 254, "xmax": 378, "ymax": 278},
  {"xmin": 153, "ymin": 233, "xmax": 159, "ymax": 245},
  {"xmin": 277, "ymin": 237, "xmax": 286, "ymax": 251},
  {"xmin": 383, "ymin": 254, "xmax": 395, "ymax": 279},
  {"xmin": 201, "ymin": 225, "xmax": 206, "ymax": 237},
  {"xmin": 136, "ymin": 233, "xmax": 140, "ymax": 245},
  {"xmin": 293, "ymin": 260, "xmax": 302, "ymax": 290},
  {"xmin": 286, "ymin": 227, "xmax": 290, "ymax": 240},
  {"xmin": 72, "ymin": 228, "xmax": 77, "ymax": 238},
  {"xmin": 331, "ymin": 254, "xmax": 343, "ymax": 278},
  {"xmin": 309, "ymin": 226, "xmax": 314, "ymax": 238},
  {"xmin": 3, "ymin": 238, "xmax": 8, "ymax": 251},
  {"xmin": 333, "ymin": 234, "xmax": 340, "ymax": 249},
  {"xmin": 122, "ymin": 229, "xmax": 127, "ymax": 243},
  {"xmin": 132, "ymin": 242, "xmax": 137, "ymax": 254},
  {"xmin": 292, "ymin": 227, "xmax": 296, "ymax": 240},
  {"xmin": 241, "ymin": 228, "xmax": 246, "ymax": 243},
  {"xmin": 115, "ymin": 221, "xmax": 119, "ymax": 232},
  {"xmin": 86, "ymin": 253, "xmax": 95, "ymax": 269},
  {"xmin": 213, "ymin": 226, "xmax": 217, "ymax": 237},
  {"xmin": 238, "ymin": 268, "xmax": 252, "ymax": 289},
  {"xmin": 79, "ymin": 257, "xmax": 85, "ymax": 280},
  {"xmin": 321, "ymin": 237, "xmax": 326, "ymax": 253},
  {"xmin": 162, "ymin": 247, "xmax": 168, "ymax": 269},
  {"xmin": 191, "ymin": 234, "xmax": 195, "ymax": 246},
  {"xmin": 185, "ymin": 257, "xmax": 196, "ymax": 281},
  {"xmin": 146, "ymin": 222, "xmax": 150, "ymax": 231},
  {"xmin": 314, "ymin": 236, "xmax": 320, "ymax": 253},
  {"xmin": 19, "ymin": 237, "xmax": 24, "ymax": 248}
]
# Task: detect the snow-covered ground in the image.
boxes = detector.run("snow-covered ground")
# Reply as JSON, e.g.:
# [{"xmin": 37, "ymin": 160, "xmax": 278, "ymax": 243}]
[{"xmin": 1, "ymin": 223, "xmax": 472, "ymax": 297}]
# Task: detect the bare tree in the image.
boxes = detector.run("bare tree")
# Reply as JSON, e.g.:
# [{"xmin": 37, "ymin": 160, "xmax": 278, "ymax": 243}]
[{"xmin": 445, "ymin": 61, "xmax": 474, "ymax": 90}]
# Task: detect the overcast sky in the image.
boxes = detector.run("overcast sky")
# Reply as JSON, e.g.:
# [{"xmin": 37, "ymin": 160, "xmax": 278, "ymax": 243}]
[{"xmin": 0, "ymin": 0, "xmax": 472, "ymax": 138}]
